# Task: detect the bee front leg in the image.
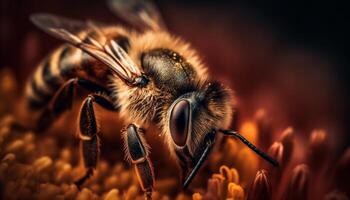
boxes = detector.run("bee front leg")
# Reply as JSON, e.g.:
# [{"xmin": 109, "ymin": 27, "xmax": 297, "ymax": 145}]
[
  {"xmin": 74, "ymin": 94, "xmax": 116, "ymax": 188},
  {"xmin": 183, "ymin": 131, "xmax": 216, "ymax": 189},
  {"xmin": 124, "ymin": 124, "xmax": 154, "ymax": 200},
  {"xmin": 175, "ymin": 150, "xmax": 189, "ymax": 184}
]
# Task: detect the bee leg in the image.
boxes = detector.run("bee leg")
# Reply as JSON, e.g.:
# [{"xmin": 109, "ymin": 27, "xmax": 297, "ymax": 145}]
[
  {"xmin": 183, "ymin": 131, "xmax": 216, "ymax": 189},
  {"xmin": 74, "ymin": 94, "xmax": 116, "ymax": 189},
  {"xmin": 35, "ymin": 78, "xmax": 116, "ymax": 131},
  {"xmin": 175, "ymin": 151, "xmax": 189, "ymax": 184},
  {"xmin": 35, "ymin": 78, "xmax": 76, "ymax": 131},
  {"xmin": 124, "ymin": 124, "xmax": 154, "ymax": 199}
]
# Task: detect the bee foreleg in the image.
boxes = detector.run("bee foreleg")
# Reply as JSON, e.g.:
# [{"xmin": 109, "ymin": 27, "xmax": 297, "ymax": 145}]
[
  {"xmin": 175, "ymin": 150, "xmax": 189, "ymax": 184},
  {"xmin": 74, "ymin": 94, "xmax": 116, "ymax": 189},
  {"xmin": 124, "ymin": 124, "xmax": 154, "ymax": 200},
  {"xmin": 183, "ymin": 130, "xmax": 216, "ymax": 189}
]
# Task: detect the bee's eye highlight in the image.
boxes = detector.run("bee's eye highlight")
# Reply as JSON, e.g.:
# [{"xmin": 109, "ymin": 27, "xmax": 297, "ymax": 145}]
[{"xmin": 169, "ymin": 100, "xmax": 190, "ymax": 147}]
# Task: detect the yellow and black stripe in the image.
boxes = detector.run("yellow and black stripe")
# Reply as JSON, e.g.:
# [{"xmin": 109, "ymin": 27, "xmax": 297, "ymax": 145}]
[
  {"xmin": 26, "ymin": 45, "xmax": 67, "ymax": 109},
  {"xmin": 25, "ymin": 28, "xmax": 130, "ymax": 111}
]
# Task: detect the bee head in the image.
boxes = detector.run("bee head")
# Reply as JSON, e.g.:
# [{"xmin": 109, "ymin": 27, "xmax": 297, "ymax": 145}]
[
  {"xmin": 167, "ymin": 81, "xmax": 234, "ymax": 156},
  {"xmin": 141, "ymin": 48, "xmax": 199, "ymax": 95},
  {"xmin": 167, "ymin": 81, "xmax": 279, "ymax": 189}
]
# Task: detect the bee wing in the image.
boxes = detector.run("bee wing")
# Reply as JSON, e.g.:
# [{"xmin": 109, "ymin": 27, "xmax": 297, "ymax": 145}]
[
  {"xmin": 30, "ymin": 13, "xmax": 142, "ymax": 86},
  {"xmin": 107, "ymin": 0, "xmax": 165, "ymax": 31}
]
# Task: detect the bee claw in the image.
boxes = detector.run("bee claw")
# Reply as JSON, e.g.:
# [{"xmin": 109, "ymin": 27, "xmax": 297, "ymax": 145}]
[
  {"xmin": 74, "ymin": 168, "xmax": 94, "ymax": 190},
  {"xmin": 74, "ymin": 182, "xmax": 82, "ymax": 191}
]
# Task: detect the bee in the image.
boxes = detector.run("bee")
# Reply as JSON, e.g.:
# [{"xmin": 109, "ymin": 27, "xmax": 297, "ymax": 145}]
[{"xmin": 26, "ymin": 0, "xmax": 278, "ymax": 198}]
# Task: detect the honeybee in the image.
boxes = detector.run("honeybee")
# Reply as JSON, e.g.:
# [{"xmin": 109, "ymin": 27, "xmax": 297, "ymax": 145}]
[{"xmin": 25, "ymin": 0, "xmax": 278, "ymax": 198}]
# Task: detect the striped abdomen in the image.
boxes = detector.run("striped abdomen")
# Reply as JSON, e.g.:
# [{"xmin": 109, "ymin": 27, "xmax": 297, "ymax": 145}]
[{"xmin": 25, "ymin": 27, "xmax": 130, "ymax": 111}]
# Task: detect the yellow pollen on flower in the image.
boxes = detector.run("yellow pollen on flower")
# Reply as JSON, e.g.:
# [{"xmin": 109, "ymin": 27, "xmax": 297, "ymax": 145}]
[{"xmin": 227, "ymin": 182, "xmax": 244, "ymax": 200}]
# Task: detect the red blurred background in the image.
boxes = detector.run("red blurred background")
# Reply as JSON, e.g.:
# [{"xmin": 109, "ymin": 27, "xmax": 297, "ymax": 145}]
[{"xmin": 1, "ymin": 0, "xmax": 349, "ymax": 154}]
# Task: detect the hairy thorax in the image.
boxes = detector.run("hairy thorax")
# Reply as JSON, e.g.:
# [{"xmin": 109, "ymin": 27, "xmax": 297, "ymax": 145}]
[
  {"xmin": 111, "ymin": 31, "xmax": 209, "ymax": 126},
  {"xmin": 115, "ymin": 80, "xmax": 171, "ymax": 125}
]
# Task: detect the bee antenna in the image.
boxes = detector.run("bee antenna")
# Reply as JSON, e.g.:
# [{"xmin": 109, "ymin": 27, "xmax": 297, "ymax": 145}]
[{"xmin": 219, "ymin": 129, "xmax": 279, "ymax": 167}]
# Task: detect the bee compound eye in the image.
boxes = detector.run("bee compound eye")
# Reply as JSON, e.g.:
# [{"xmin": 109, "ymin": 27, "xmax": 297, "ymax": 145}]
[{"xmin": 169, "ymin": 100, "xmax": 191, "ymax": 147}]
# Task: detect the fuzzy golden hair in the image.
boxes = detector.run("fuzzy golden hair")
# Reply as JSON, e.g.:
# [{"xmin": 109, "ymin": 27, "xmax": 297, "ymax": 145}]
[
  {"xmin": 112, "ymin": 30, "xmax": 209, "ymax": 125},
  {"xmin": 111, "ymin": 29, "xmax": 234, "ymax": 160}
]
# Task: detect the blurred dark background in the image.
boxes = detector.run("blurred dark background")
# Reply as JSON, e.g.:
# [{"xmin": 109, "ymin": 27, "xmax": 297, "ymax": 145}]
[{"xmin": 0, "ymin": 0, "xmax": 349, "ymax": 151}]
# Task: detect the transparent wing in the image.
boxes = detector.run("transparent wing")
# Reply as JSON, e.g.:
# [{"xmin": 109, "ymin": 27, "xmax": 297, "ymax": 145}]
[
  {"xmin": 30, "ymin": 13, "xmax": 142, "ymax": 86},
  {"xmin": 107, "ymin": 0, "xmax": 165, "ymax": 31}
]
